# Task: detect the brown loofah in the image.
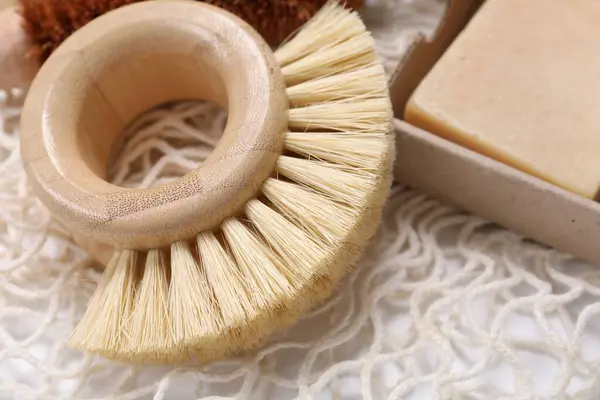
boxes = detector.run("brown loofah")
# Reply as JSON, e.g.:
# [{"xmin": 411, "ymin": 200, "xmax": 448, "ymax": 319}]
[
  {"xmin": 20, "ymin": 0, "xmax": 142, "ymax": 61},
  {"xmin": 207, "ymin": 0, "xmax": 365, "ymax": 45},
  {"xmin": 20, "ymin": 0, "xmax": 364, "ymax": 62}
]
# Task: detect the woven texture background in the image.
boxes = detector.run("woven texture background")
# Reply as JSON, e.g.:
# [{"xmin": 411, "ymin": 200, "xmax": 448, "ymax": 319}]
[{"xmin": 2, "ymin": 0, "xmax": 600, "ymax": 399}]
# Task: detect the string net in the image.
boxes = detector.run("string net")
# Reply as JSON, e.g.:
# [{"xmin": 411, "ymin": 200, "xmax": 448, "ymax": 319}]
[{"xmin": 1, "ymin": 0, "xmax": 600, "ymax": 399}]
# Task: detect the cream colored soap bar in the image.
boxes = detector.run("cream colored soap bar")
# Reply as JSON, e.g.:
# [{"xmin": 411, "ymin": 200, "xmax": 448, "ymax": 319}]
[{"xmin": 405, "ymin": 0, "xmax": 600, "ymax": 199}]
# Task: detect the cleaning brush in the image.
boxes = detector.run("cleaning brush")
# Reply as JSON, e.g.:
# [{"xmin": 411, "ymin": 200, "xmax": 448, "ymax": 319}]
[
  {"xmin": 18, "ymin": 0, "xmax": 393, "ymax": 363},
  {"xmin": 19, "ymin": 0, "xmax": 365, "ymax": 61}
]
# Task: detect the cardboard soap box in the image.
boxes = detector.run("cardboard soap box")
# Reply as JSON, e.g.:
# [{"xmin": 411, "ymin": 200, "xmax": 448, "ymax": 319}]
[{"xmin": 390, "ymin": 0, "xmax": 600, "ymax": 266}]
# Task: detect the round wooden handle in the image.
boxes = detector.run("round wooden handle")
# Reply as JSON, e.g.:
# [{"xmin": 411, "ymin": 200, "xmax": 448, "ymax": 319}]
[{"xmin": 20, "ymin": 1, "xmax": 288, "ymax": 250}]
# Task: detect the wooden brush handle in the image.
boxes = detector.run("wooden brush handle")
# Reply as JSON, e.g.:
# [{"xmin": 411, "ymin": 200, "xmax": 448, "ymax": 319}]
[{"xmin": 20, "ymin": 0, "xmax": 288, "ymax": 250}]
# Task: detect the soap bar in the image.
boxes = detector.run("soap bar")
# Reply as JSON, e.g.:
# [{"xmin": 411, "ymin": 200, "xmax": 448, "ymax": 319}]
[{"xmin": 405, "ymin": 0, "xmax": 600, "ymax": 199}]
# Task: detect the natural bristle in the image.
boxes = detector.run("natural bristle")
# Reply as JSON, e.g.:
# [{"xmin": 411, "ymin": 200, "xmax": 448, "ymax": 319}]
[
  {"xmin": 69, "ymin": 250, "xmax": 139, "ymax": 356},
  {"xmin": 169, "ymin": 241, "xmax": 221, "ymax": 358},
  {"xmin": 276, "ymin": 156, "xmax": 375, "ymax": 205},
  {"xmin": 284, "ymin": 131, "xmax": 389, "ymax": 171},
  {"xmin": 128, "ymin": 249, "xmax": 172, "ymax": 358},
  {"xmin": 287, "ymin": 65, "xmax": 387, "ymax": 106},
  {"xmin": 69, "ymin": 251, "xmax": 120, "ymax": 351},
  {"xmin": 222, "ymin": 218, "xmax": 293, "ymax": 311},
  {"xmin": 245, "ymin": 199, "xmax": 329, "ymax": 284},
  {"xmin": 262, "ymin": 178, "xmax": 357, "ymax": 245},
  {"xmin": 196, "ymin": 232, "xmax": 257, "ymax": 347},
  {"xmin": 69, "ymin": 0, "xmax": 393, "ymax": 364}
]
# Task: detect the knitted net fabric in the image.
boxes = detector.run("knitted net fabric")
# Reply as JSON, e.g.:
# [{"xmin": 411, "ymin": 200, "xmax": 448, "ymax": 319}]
[{"xmin": 2, "ymin": 1, "xmax": 600, "ymax": 399}]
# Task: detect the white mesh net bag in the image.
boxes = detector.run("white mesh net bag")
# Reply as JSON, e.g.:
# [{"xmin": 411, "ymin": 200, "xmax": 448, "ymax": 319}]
[{"xmin": 1, "ymin": 0, "xmax": 600, "ymax": 399}]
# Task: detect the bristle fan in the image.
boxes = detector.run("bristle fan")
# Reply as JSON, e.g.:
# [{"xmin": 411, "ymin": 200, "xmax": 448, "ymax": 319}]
[
  {"xmin": 221, "ymin": 218, "xmax": 293, "ymax": 312},
  {"xmin": 127, "ymin": 249, "xmax": 172, "ymax": 358},
  {"xmin": 196, "ymin": 232, "xmax": 258, "ymax": 349},
  {"xmin": 275, "ymin": 0, "xmax": 366, "ymax": 66},
  {"xmin": 288, "ymin": 97, "xmax": 391, "ymax": 132},
  {"xmin": 70, "ymin": 250, "xmax": 140, "ymax": 357},
  {"xmin": 244, "ymin": 199, "xmax": 330, "ymax": 284},
  {"xmin": 168, "ymin": 241, "xmax": 221, "ymax": 359},
  {"xmin": 261, "ymin": 178, "xmax": 357, "ymax": 245},
  {"xmin": 69, "ymin": 251, "xmax": 121, "ymax": 350},
  {"xmin": 276, "ymin": 156, "xmax": 376, "ymax": 205},
  {"xmin": 284, "ymin": 131, "xmax": 388, "ymax": 171},
  {"xmin": 286, "ymin": 65, "xmax": 387, "ymax": 106}
]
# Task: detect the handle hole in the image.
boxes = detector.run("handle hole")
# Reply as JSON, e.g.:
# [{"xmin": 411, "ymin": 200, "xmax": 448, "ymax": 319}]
[{"xmin": 108, "ymin": 100, "xmax": 227, "ymax": 189}]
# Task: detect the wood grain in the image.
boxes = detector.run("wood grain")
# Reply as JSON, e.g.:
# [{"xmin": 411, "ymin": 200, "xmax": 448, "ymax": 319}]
[{"xmin": 20, "ymin": 1, "xmax": 288, "ymax": 250}]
